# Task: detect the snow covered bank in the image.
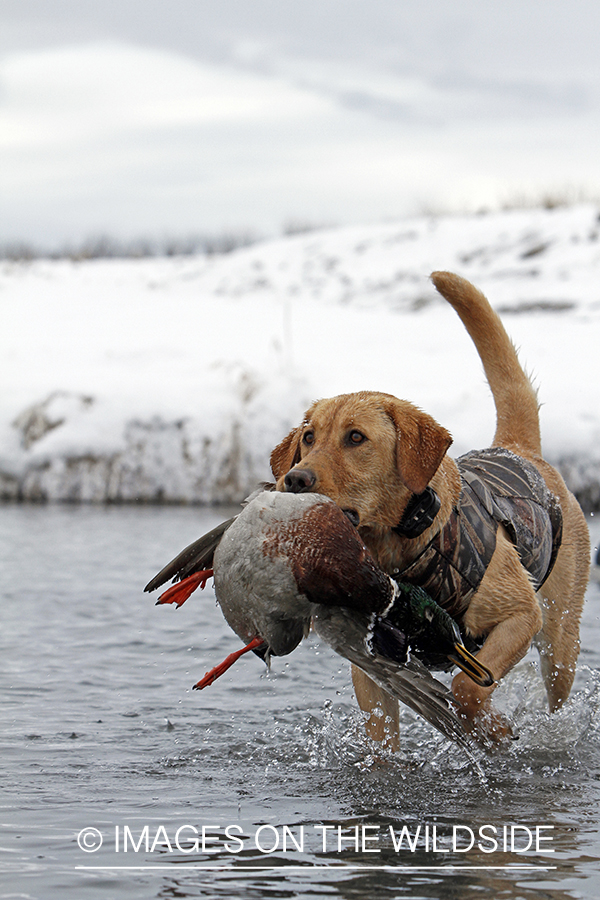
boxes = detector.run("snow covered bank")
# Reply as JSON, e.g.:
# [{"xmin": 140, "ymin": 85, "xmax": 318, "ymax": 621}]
[{"xmin": 2, "ymin": 205, "xmax": 600, "ymax": 507}]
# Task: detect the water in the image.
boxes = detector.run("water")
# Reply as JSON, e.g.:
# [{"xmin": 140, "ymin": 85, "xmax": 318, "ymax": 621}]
[{"xmin": 1, "ymin": 504, "xmax": 600, "ymax": 900}]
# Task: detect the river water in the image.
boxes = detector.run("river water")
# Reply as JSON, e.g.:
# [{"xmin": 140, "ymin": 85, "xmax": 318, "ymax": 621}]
[{"xmin": 1, "ymin": 504, "xmax": 600, "ymax": 900}]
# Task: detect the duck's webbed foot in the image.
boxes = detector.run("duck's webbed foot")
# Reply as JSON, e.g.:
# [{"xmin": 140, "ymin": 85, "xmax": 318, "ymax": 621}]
[
  {"xmin": 155, "ymin": 569, "xmax": 214, "ymax": 608},
  {"xmin": 193, "ymin": 636, "xmax": 266, "ymax": 690}
]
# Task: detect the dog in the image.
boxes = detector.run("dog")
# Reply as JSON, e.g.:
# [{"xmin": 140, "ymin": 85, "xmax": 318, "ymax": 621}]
[{"xmin": 269, "ymin": 271, "xmax": 590, "ymax": 746}]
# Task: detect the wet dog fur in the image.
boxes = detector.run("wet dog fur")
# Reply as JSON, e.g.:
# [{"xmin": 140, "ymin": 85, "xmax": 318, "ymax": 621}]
[{"xmin": 270, "ymin": 272, "xmax": 590, "ymax": 746}]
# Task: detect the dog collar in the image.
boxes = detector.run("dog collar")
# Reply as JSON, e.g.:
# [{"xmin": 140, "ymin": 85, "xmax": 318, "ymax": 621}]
[{"xmin": 393, "ymin": 487, "xmax": 441, "ymax": 539}]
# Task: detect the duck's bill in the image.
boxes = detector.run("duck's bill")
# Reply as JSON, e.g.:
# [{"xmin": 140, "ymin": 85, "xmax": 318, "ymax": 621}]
[
  {"xmin": 448, "ymin": 643, "xmax": 495, "ymax": 687},
  {"xmin": 193, "ymin": 636, "xmax": 266, "ymax": 690}
]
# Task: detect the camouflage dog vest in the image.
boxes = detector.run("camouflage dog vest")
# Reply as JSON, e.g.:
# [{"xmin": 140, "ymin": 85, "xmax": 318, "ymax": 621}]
[{"xmin": 396, "ymin": 447, "xmax": 563, "ymax": 629}]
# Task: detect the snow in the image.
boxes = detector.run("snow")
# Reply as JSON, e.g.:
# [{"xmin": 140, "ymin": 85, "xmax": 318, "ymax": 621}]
[{"xmin": 1, "ymin": 205, "xmax": 600, "ymax": 507}]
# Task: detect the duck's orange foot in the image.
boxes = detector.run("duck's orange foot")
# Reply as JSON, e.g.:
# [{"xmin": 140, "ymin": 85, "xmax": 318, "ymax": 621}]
[
  {"xmin": 193, "ymin": 636, "xmax": 265, "ymax": 690},
  {"xmin": 155, "ymin": 569, "xmax": 214, "ymax": 608}
]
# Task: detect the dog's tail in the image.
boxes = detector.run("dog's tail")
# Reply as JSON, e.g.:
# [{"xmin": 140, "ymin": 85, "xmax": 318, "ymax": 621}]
[{"xmin": 431, "ymin": 271, "xmax": 542, "ymax": 457}]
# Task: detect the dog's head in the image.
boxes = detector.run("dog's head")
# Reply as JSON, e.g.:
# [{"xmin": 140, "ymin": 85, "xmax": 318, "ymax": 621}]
[{"xmin": 270, "ymin": 391, "xmax": 452, "ymax": 530}]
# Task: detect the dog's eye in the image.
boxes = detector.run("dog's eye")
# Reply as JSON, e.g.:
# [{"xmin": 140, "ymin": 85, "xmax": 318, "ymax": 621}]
[
  {"xmin": 303, "ymin": 430, "xmax": 315, "ymax": 445},
  {"xmin": 348, "ymin": 430, "xmax": 366, "ymax": 445}
]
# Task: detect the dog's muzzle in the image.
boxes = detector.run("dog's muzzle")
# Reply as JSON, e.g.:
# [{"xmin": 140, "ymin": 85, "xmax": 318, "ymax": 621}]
[{"xmin": 283, "ymin": 468, "xmax": 316, "ymax": 493}]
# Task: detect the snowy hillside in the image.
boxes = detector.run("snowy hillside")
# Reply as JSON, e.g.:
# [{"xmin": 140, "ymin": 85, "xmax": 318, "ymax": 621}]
[{"xmin": 1, "ymin": 205, "xmax": 600, "ymax": 508}]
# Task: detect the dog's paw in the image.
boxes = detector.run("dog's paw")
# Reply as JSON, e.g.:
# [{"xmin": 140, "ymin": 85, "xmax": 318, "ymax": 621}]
[{"xmin": 461, "ymin": 706, "xmax": 517, "ymax": 745}]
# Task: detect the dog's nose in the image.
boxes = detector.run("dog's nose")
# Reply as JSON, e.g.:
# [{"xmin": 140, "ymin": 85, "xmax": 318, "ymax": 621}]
[{"xmin": 283, "ymin": 468, "xmax": 316, "ymax": 493}]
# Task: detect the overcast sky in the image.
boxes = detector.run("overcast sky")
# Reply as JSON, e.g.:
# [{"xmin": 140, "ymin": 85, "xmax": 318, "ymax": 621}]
[{"xmin": 2, "ymin": 1, "xmax": 600, "ymax": 248}]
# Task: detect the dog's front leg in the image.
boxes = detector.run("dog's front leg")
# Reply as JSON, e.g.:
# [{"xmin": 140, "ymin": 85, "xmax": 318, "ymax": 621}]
[
  {"xmin": 351, "ymin": 664, "xmax": 400, "ymax": 751},
  {"xmin": 451, "ymin": 614, "xmax": 535, "ymax": 742},
  {"xmin": 455, "ymin": 542, "xmax": 544, "ymax": 741}
]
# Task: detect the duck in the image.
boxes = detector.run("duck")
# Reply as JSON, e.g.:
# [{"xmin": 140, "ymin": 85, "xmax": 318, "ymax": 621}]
[{"xmin": 145, "ymin": 491, "xmax": 494, "ymax": 747}]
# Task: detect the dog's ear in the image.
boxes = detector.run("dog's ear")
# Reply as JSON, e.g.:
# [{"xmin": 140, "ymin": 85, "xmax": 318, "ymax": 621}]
[
  {"xmin": 270, "ymin": 426, "xmax": 303, "ymax": 478},
  {"xmin": 385, "ymin": 400, "xmax": 452, "ymax": 494}
]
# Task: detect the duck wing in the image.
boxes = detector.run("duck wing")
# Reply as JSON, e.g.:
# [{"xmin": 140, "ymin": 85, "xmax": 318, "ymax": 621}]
[
  {"xmin": 313, "ymin": 606, "xmax": 473, "ymax": 750},
  {"xmin": 361, "ymin": 654, "xmax": 471, "ymax": 748},
  {"xmin": 144, "ymin": 485, "xmax": 277, "ymax": 594},
  {"xmin": 144, "ymin": 517, "xmax": 235, "ymax": 593}
]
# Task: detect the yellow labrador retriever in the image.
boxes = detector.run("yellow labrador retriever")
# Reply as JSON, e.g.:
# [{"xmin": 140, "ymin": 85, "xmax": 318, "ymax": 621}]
[{"xmin": 270, "ymin": 272, "xmax": 590, "ymax": 745}]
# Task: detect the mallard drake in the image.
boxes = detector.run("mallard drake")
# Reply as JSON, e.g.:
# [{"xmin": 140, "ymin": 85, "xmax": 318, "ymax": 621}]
[{"xmin": 145, "ymin": 491, "xmax": 493, "ymax": 746}]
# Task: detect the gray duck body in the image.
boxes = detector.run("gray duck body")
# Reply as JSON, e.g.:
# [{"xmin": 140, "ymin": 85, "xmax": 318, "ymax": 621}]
[{"xmin": 211, "ymin": 491, "xmax": 473, "ymax": 747}]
